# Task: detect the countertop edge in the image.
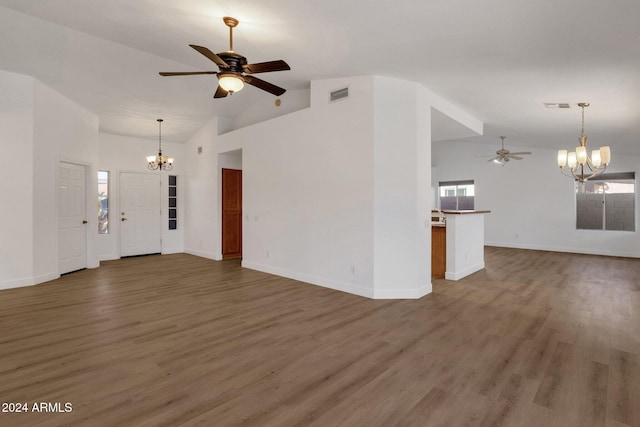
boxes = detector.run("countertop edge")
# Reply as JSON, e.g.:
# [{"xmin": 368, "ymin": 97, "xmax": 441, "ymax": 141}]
[{"xmin": 441, "ymin": 210, "xmax": 491, "ymax": 215}]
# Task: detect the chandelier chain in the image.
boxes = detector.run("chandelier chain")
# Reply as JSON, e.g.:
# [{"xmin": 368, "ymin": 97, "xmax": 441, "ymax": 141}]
[
  {"xmin": 158, "ymin": 118, "xmax": 163, "ymax": 155},
  {"xmin": 146, "ymin": 118, "xmax": 173, "ymax": 171}
]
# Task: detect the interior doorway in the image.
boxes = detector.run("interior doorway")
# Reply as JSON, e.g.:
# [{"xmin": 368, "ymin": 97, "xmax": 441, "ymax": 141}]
[
  {"xmin": 221, "ymin": 168, "xmax": 242, "ymax": 259},
  {"xmin": 58, "ymin": 161, "xmax": 88, "ymax": 274}
]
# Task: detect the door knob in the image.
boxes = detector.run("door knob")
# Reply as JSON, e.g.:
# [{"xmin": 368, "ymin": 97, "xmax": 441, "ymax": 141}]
[
  {"xmin": 121, "ymin": 218, "xmax": 127, "ymax": 221},
  {"xmin": 82, "ymin": 220, "xmax": 88, "ymax": 224}
]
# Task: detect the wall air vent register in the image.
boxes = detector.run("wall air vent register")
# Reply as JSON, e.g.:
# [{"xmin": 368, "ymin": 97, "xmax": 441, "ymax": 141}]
[{"xmin": 330, "ymin": 87, "xmax": 349, "ymax": 102}]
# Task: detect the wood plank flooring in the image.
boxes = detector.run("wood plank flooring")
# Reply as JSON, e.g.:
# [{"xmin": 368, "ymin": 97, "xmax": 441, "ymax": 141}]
[{"xmin": 0, "ymin": 247, "xmax": 638, "ymax": 426}]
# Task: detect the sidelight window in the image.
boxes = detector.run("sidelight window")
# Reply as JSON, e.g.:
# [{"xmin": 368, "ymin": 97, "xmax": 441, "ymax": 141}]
[
  {"xmin": 98, "ymin": 170, "xmax": 109, "ymax": 234},
  {"xmin": 168, "ymin": 175, "xmax": 177, "ymax": 230}
]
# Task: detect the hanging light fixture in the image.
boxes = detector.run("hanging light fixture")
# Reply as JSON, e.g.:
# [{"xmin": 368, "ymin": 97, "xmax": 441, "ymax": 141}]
[
  {"xmin": 146, "ymin": 119, "xmax": 174, "ymax": 171},
  {"xmin": 557, "ymin": 103, "xmax": 610, "ymax": 182},
  {"xmin": 217, "ymin": 72, "xmax": 244, "ymax": 93}
]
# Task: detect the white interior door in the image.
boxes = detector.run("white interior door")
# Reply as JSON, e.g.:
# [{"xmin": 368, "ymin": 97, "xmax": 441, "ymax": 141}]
[
  {"xmin": 58, "ymin": 162, "xmax": 87, "ymax": 274},
  {"xmin": 120, "ymin": 172, "xmax": 161, "ymax": 257}
]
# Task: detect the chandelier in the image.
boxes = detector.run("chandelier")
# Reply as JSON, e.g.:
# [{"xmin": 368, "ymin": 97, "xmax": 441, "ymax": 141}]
[
  {"xmin": 557, "ymin": 103, "xmax": 610, "ymax": 182},
  {"xmin": 146, "ymin": 118, "xmax": 174, "ymax": 171}
]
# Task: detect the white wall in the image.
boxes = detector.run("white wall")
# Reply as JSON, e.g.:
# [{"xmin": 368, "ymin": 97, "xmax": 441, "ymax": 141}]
[
  {"xmin": 0, "ymin": 70, "xmax": 35, "ymax": 288},
  {"xmin": 0, "ymin": 70, "xmax": 100, "ymax": 289},
  {"xmin": 33, "ymin": 80, "xmax": 100, "ymax": 280},
  {"xmin": 185, "ymin": 75, "xmax": 482, "ymax": 298},
  {"xmin": 97, "ymin": 132, "xmax": 186, "ymax": 260},
  {"xmin": 226, "ymin": 88, "xmax": 311, "ymax": 133},
  {"xmin": 433, "ymin": 139, "xmax": 640, "ymax": 257},
  {"xmin": 183, "ymin": 118, "xmax": 222, "ymax": 260},
  {"xmin": 242, "ymin": 77, "xmax": 376, "ymax": 297},
  {"xmin": 186, "ymin": 77, "xmax": 376, "ymax": 297},
  {"xmin": 372, "ymin": 77, "xmax": 432, "ymax": 298}
]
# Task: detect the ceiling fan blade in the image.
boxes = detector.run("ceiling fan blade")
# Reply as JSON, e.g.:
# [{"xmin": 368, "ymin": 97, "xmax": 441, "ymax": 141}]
[
  {"xmin": 243, "ymin": 60, "xmax": 291, "ymax": 74},
  {"xmin": 509, "ymin": 152, "xmax": 532, "ymax": 155},
  {"xmin": 159, "ymin": 71, "xmax": 217, "ymax": 76},
  {"xmin": 244, "ymin": 75, "xmax": 286, "ymax": 96},
  {"xmin": 509, "ymin": 155, "xmax": 524, "ymax": 160},
  {"xmin": 487, "ymin": 157, "xmax": 499, "ymax": 163},
  {"xmin": 189, "ymin": 45, "xmax": 229, "ymax": 68},
  {"xmin": 214, "ymin": 85, "xmax": 228, "ymax": 98},
  {"xmin": 476, "ymin": 154, "xmax": 498, "ymax": 158}
]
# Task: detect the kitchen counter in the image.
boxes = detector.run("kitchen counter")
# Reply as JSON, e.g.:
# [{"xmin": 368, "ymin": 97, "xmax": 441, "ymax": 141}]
[
  {"xmin": 431, "ymin": 210, "xmax": 490, "ymax": 281},
  {"xmin": 441, "ymin": 210, "xmax": 491, "ymax": 215}
]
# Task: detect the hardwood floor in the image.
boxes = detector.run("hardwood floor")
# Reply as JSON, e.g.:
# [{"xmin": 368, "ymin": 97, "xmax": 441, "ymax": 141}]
[{"xmin": 0, "ymin": 247, "xmax": 638, "ymax": 426}]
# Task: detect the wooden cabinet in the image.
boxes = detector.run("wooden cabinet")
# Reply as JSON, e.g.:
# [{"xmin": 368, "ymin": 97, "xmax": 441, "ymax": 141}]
[{"xmin": 431, "ymin": 225, "xmax": 446, "ymax": 278}]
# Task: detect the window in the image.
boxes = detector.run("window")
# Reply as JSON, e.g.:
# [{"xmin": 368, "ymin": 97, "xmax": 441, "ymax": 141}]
[
  {"xmin": 168, "ymin": 175, "xmax": 177, "ymax": 230},
  {"xmin": 98, "ymin": 171, "xmax": 109, "ymax": 234},
  {"xmin": 439, "ymin": 180, "xmax": 475, "ymax": 210},
  {"xmin": 576, "ymin": 172, "xmax": 635, "ymax": 231}
]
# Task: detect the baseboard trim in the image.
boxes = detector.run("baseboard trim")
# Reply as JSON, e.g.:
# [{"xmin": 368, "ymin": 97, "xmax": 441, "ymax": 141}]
[
  {"xmin": 373, "ymin": 283, "xmax": 432, "ymax": 299},
  {"xmin": 240, "ymin": 262, "xmax": 432, "ymax": 300},
  {"xmin": 445, "ymin": 262, "xmax": 485, "ymax": 281},
  {"xmin": 241, "ymin": 261, "xmax": 374, "ymax": 299},
  {"xmin": 162, "ymin": 248, "xmax": 184, "ymax": 255},
  {"xmin": 485, "ymin": 242, "xmax": 640, "ymax": 259},
  {"xmin": 0, "ymin": 271, "xmax": 59, "ymax": 290},
  {"xmin": 184, "ymin": 249, "xmax": 221, "ymax": 261}
]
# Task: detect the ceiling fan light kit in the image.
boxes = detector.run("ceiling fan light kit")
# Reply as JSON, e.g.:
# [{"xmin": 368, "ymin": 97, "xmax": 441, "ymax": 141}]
[
  {"xmin": 218, "ymin": 72, "xmax": 244, "ymax": 93},
  {"xmin": 557, "ymin": 103, "xmax": 610, "ymax": 182},
  {"xmin": 159, "ymin": 16, "xmax": 290, "ymax": 98}
]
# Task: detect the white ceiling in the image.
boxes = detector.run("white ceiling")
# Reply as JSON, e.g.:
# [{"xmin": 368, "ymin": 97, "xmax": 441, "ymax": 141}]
[{"xmin": 1, "ymin": 0, "xmax": 639, "ymax": 153}]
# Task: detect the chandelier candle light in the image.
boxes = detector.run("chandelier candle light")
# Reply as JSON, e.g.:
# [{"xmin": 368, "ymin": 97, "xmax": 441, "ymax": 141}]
[
  {"xmin": 557, "ymin": 103, "xmax": 610, "ymax": 182},
  {"xmin": 147, "ymin": 118, "xmax": 174, "ymax": 171}
]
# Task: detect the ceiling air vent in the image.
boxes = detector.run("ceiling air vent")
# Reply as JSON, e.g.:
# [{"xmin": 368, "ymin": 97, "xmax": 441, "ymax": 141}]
[
  {"xmin": 544, "ymin": 103, "xmax": 571, "ymax": 109},
  {"xmin": 330, "ymin": 87, "xmax": 349, "ymax": 102}
]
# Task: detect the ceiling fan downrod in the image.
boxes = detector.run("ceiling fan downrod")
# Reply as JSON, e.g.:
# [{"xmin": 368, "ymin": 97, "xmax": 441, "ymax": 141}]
[{"xmin": 223, "ymin": 16, "xmax": 239, "ymax": 52}]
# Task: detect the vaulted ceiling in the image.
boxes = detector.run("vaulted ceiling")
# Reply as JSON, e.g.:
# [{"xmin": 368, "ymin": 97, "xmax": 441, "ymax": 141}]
[{"xmin": 1, "ymin": 0, "xmax": 639, "ymax": 153}]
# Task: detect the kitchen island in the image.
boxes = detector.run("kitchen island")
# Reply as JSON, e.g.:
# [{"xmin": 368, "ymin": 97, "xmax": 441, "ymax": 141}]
[{"xmin": 432, "ymin": 210, "xmax": 490, "ymax": 280}]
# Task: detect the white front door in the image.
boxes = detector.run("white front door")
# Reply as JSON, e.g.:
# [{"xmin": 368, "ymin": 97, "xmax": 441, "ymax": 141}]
[
  {"xmin": 58, "ymin": 162, "xmax": 87, "ymax": 274},
  {"xmin": 120, "ymin": 172, "xmax": 161, "ymax": 257}
]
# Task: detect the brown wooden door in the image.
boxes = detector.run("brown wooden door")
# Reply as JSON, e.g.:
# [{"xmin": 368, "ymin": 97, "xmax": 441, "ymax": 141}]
[
  {"xmin": 222, "ymin": 168, "xmax": 242, "ymax": 259},
  {"xmin": 431, "ymin": 226, "xmax": 446, "ymax": 278}
]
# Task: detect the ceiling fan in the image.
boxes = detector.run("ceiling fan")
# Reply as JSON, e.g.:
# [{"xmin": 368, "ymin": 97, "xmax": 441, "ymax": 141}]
[
  {"xmin": 159, "ymin": 16, "xmax": 290, "ymax": 98},
  {"xmin": 480, "ymin": 136, "xmax": 532, "ymax": 165}
]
